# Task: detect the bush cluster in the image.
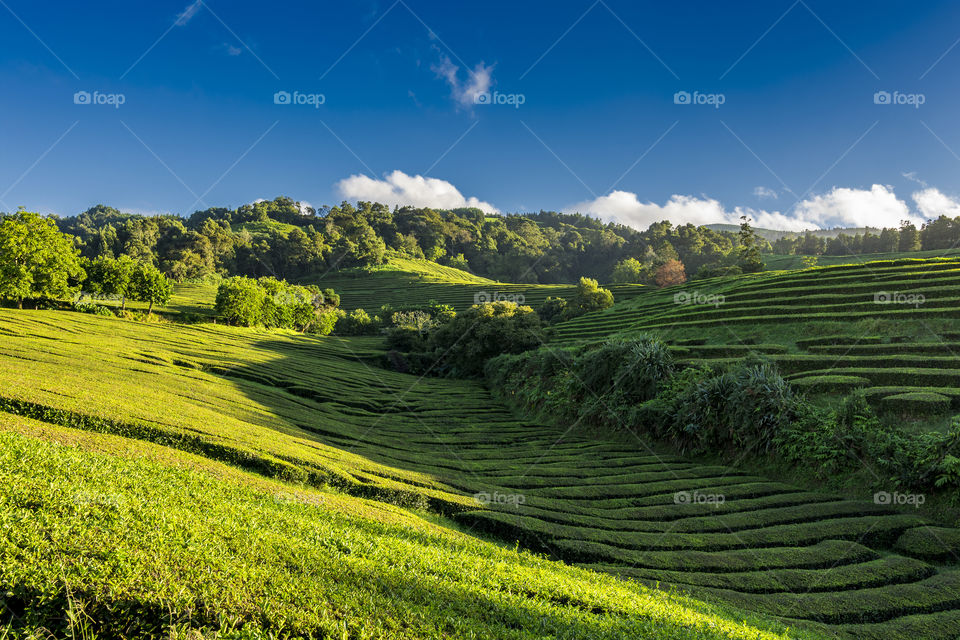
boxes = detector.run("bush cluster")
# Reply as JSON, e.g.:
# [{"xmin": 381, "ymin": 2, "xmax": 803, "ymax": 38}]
[
  {"xmin": 487, "ymin": 338, "xmax": 795, "ymax": 455},
  {"xmin": 487, "ymin": 339, "xmax": 960, "ymax": 499},
  {"xmin": 215, "ymin": 276, "xmax": 338, "ymax": 332}
]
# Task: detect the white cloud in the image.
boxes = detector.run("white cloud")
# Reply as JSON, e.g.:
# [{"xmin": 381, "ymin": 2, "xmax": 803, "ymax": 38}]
[
  {"xmin": 570, "ymin": 184, "xmax": 934, "ymax": 231},
  {"xmin": 903, "ymin": 171, "xmax": 928, "ymax": 188},
  {"xmin": 297, "ymin": 200, "xmax": 314, "ymax": 215},
  {"xmin": 431, "ymin": 53, "xmax": 493, "ymax": 110},
  {"xmin": 335, "ymin": 170, "xmax": 499, "ymax": 213},
  {"xmin": 224, "ymin": 44, "xmax": 242, "ymax": 57},
  {"xmin": 753, "ymin": 186, "xmax": 778, "ymax": 200},
  {"xmin": 792, "ymin": 184, "xmax": 916, "ymax": 228},
  {"xmin": 913, "ymin": 188, "xmax": 960, "ymax": 219},
  {"xmin": 175, "ymin": 0, "xmax": 202, "ymax": 26}
]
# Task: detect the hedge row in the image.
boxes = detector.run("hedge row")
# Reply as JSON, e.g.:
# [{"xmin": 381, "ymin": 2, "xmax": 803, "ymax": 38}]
[
  {"xmin": 682, "ymin": 571, "xmax": 960, "ymax": 624},
  {"xmin": 455, "ymin": 509, "xmax": 925, "ymax": 553},
  {"xmin": 620, "ymin": 555, "xmax": 934, "ymax": 594},
  {"xmin": 576, "ymin": 540, "xmax": 880, "ymax": 576}
]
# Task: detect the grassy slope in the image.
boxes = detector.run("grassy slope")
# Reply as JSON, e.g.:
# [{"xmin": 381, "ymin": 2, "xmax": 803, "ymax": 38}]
[
  {"xmin": 549, "ymin": 257, "xmax": 960, "ymax": 429},
  {"xmin": 306, "ymin": 254, "xmax": 648, "ymax": 311},
  {"xmin": 0, "ymin": 416, "xmax": 797, "ymax": 640},
  {"xmin": 2, "ymin": 310, "xmax": 960, "ymax": 637},
  {"xmin": 763, "ymin": 248, "xmax": 960, "ymax": 271}
]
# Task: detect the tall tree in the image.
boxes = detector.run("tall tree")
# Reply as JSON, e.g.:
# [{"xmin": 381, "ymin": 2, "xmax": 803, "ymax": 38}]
[
  {"xmin": 737, "ymin": 215, "xmax": 765, "ymax": 273},
  {"xmin": 131, "ymin": 262, "xmax": 173, "ymax": 314},
  {"xmin": 0, "ymin": 211, "xmax": 84, "ymax": 308}
]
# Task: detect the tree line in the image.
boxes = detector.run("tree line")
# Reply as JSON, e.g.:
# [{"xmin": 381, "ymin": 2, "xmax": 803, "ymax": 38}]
[
  {"xmin": 49, "ymin": 197, "xmax": 771, "ymax": 286},
  {"xmin": 770, "ymin": 218, "xmax": 960, "ymax": 256},
  {"xmin": 0, "ymin": 211, "xmax": 171, "ymax": 311}
]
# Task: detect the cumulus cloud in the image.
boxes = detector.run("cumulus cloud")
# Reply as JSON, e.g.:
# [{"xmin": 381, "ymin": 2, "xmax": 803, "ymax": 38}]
[
  {"xmin": 792, "ymin": 184, "xmax": 917, "ymax": 228},
  {"xmin": 753, "ymin": 186, "xmax": 778, "ymax": 200},
  {"xmin": 175, "ymin": 0, "xmax": 202, "ymax": 26},
  {"xmin": 570, "ymin": 184, "xmax": 946, "ymax": 231},
  {"xmin": 335, "ymin": 170, "xmax": 499, "ymax": 213},
  {"xmin": 431, "ymin": 53, "xmax": 493, "ymax": 110},
  {"xmin": 913, "ymin": 188, "xmax": 960, "ymax": 219}
]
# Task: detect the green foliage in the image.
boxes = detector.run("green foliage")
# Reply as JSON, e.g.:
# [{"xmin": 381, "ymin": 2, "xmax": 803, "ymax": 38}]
[
  {"xmin": 423, "ymin": 301, "xmax": 543, "ymax": 377},
  {"xmin": 84, "ymin": 254, "xmax": 136, "ymax": 309},
  {"xmin": 737, "ymin": 216, "xmax": 765, "ymax": 273},
  {"xmin": 335, "ymin": 308, "xmax": 381, "ymax": 336},
  {"xmin": 214, "ymin": 276, "xmax": 328, "ymax": 331},
  {"xmin": 215, "ymin": 276, "xmax": 266, "ymax": 326},
  {"xmin": 0, "ymin": 211, "xmax": 85, "ymax": 307},
  {"xmin": 568, "ymin": 277, "xmax": 614, "ymax": 317},
  {"xmin": 611, "ymin": 258, "xmax": 646, "ymax": 284},
  {"xmin": 131, "ymin": 261, "xmax": 173, "ymax": 314}
]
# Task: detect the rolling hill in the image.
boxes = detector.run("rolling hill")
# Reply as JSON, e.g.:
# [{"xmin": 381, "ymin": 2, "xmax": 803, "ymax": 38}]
[{"xmin": 3, "ymin": 308, "xmax": 960, "ymax": 638}]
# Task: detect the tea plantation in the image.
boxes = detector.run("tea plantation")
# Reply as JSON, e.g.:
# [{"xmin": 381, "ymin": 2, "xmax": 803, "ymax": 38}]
[
  {"xmin": 2, "ymin": 309, "xmax": 960, "ymax": 638},
  {"xmin": 551, "ymin": 257, "xmax": 960, "ymax": 423}
]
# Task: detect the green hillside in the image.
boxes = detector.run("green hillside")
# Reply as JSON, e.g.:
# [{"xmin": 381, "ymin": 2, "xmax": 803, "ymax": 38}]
[
  {"xmin": 4, "ymin": 310, "xmax": 960, "ymax": 637},
  {"xmin": 764, "ymin": 248, "xmax": 960, "ymax": 271},
  {"xmin": 310, "ymin": 254, "xmax": 648, "ymax": 311},
  {"xmin": 550, "ymin": 257, "xmax": 960, "ymax": 425}
]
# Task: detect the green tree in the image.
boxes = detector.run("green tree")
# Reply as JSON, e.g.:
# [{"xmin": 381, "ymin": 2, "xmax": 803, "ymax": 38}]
[
  {"xmin": 569, "ymin": 277, "xmax": 614, "ymax": 317},
  {"xmin": 131, "ymin": 262, "xmax": 173, "ymax": 314},
  {"xmin": 737, "ymin": 215, "xmax": 765, "ymax": 273},
  {"xmin": 427, "ymin": 301, "xmax": 542, "ymax": 377},
  {"xmin": 85, "ymin": 255, "xmax": 136, "ymax": 310},
  {"xmin": 898, "ymin": 221, "xmax": 921, "ymax": 252},
  {"xmin": 0, "ymin": 211, "xmax": 84, "ymax": 308},
  {"xmin": 215, "ymin": 276, "xmax": 266, "ymax": 326},
  {"xmin": 610, "ymin": 258, "xmax": 645, "ymax": 283}
]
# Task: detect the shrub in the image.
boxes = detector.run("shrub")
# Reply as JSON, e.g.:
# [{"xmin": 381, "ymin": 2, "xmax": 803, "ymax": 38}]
[
  {"xmin": 426, "ymin": 301, "xmax": 542, "ymax": 377},
  {"xmin": 335, "ymin": 308, "xmax": 381, "ymax": 336},
  {"xmin": 880, "ymin": 392, "xmax": 952, "ymax": 416}
]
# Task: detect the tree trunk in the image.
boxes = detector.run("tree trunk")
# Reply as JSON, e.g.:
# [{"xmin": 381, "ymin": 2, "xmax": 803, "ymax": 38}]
[
  {"xmin": 148, "ymin": 300, "xmax": 154, "ymax": 315},
  {"xmin": 17, "ymin": 298, "xmax": 22, "ymax": 310},
  {"xmin": 121, "ymin": 296, "xmax": 126, "ymax": 311}
]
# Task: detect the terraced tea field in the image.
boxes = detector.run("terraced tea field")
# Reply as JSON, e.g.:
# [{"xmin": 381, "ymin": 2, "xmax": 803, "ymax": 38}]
[
  {"xmin": 551, "ymin": 257, "xmax": 960, "ymax": 419},
  {"xmin": 2, "ymin": 310, "xmax": 960, "ymax": 637},
  {"xmin": 309, "ymin": 255, "xmax": 647, "ymax": 311}
]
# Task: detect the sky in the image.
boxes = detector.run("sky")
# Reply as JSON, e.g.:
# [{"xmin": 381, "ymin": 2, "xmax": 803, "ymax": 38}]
[{"xmin": 2, "ymin": 0, "xmax": 960, "ymax": 231}]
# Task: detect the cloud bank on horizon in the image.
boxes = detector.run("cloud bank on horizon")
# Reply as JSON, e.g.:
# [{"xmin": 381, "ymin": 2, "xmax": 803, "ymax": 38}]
[{"xmin": 337, "ymin": 170, "xmax": 960, "ymax": 231}]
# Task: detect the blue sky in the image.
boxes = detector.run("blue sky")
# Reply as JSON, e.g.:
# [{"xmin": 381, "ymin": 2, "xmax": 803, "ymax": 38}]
[{"xmin": 2, "ymin": 0, "xmax": 960, "ymax": 230}]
